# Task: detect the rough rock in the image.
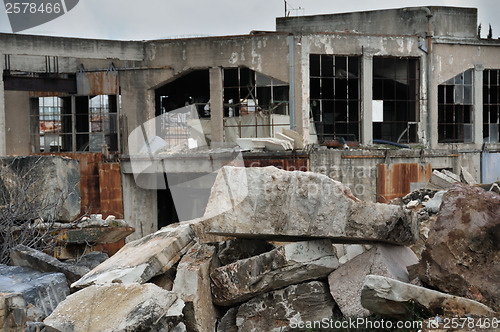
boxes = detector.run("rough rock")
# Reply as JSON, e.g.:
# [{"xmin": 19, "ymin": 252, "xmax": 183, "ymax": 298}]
[
  {"xmin": 44, "ymin": 283, "xmax": 184, "ymax": 332},
  {"xmin": 172, "ymin": 243, "xmax": 217, "ymax": 332},
  {"xmin": 0, "ymin": 265, "xmax": 69, "ymax": 322},
  {"xmin": 418, "ymin": 184, "xmax": 500, "ymax": 310},
  {"xmin": 335, "ymin": 244, "xmax": 369, "ymax": 265},
  {"xmin": 236, "ymin": 281, "xmax": 336, "ymax": 332},
  {"xmin": 68, "ymin": 251, "xmax": 109, "ymax": 270},
  {"xmin": 71, "ymin": 223, "xmax": 195, "ymax": 289},
  {"xmin": 211, "ymin": 239, "xmax": 338, "ymax": 306},
  {"xmin": 0, "ymin": 156, "xmax": 80, "ymax": 222},
  {"xmin": 424, "ymin": 190, "xmax": 446, "ymax": 214},
  {"xmin": 200, "ymin": 166, "xmax": 417, "ymax": 245},
  {"xmin": 0, "ymin": 292, "xmax": 26, "ymax": 332},
  {"xmin": 10, "ymin": 245, "xmax": 89, "ymax": 284},
  {"xmin": 328, "ymin": 244, "xmax": 418, "ymax": 317},
  {"xmin": 217, "ymin": 308, "xmax": 238, "ymax": 332},
  {"xmin": 150, "ymin": 269, "xmax": 176, "ymax": 291},
  {"xmin": 361, "ymin": 275, "xmax": 494, "ymax": 319},
  {"xmin": 217, "ymin": 238, "xmax": 275, "ymax": 265}
]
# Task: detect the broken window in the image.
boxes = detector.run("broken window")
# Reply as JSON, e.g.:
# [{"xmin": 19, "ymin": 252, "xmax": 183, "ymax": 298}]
[
  {"xmin": 223, "ymin": 67, "xmax": 289, "ymax": 142},
  {"xmin": 373, "ymin": 57, "xmax": 419, "ymax": 143},
  {"xmin": 31, "ymin": 95, "xmax": 122, "ymax": 153},
  {"xmin": 438, "ymin": 69, "xmax": 473, "ymax": 143},
  {"xmin": 483, "ymin": 69, "xmax": 500, "ymax": 143},
  {"xmin": 310, "ymin": 54, "xmax": 360, "ymax": 143}
]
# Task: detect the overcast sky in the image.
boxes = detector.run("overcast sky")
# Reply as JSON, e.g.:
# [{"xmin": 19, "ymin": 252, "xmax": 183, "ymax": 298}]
[{"xmin": 0, "ymin": 0, "xmax": 499, "ymax": 40}]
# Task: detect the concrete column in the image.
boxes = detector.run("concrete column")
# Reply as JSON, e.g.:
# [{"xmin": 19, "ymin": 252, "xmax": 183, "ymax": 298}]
[
  {"xmin": 361, "ymin": 52, "xmax": 373, "ymax": 145},
  {"xmin": 209, "ymin": 67, "xmax": 224, "ymax": 143},
  {"xmin": 473, "ymin": 64, "xmax": 484, "ymax": 148},
  {"xmin": 0, "ymin": 54, "xmax": 6, "ymax": 155}
]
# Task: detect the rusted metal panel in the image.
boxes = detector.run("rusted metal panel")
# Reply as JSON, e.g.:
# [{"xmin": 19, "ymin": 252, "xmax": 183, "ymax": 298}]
[
  {"xmin": 482, "ymin": 151, "xmax": 500, "ymax": 183},
  {"xmin": 377, "ymin": 163, "xmax": 432, "ymax": 203},
  {"xmin": 76, "ymin": 71, "xmax": 118, "ymax": 95},
  {"xmin": 99, "ymin": 162, "xmax": 125, "ymax": 219}
]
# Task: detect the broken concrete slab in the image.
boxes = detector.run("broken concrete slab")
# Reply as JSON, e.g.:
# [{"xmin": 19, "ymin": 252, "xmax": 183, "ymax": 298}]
[
  {"xmin": 460, "ymin": 166, "xmax": 477, "ymax": 185},
  {"xmin": 71, "ymin": 223, "xmax": 195, "ymax": 289},
  {"xmin": 67, "ymin": 251, "xmax": 109, "ymax": 270},
  {"xmin": 44, "ymin": 283, "xmax": 184, "ymax": 332},
  {"xmin": 0, "ymin": 265, "xmax": 69, "ymax": 322},
  {"xmin": 0, "ymin": 292, "xmax": 26, "ymax": 332},
  {"xmin": 211, "ymin": 239, "xmax": 338, "ymax": 306},
  {"xmin": 217, "ymin": 238, "xmax": 275, "ymax": 266},
  {"xmin": 424, "ymin": 190, "xmax": 446, "ymax": 214},
  {"xmin": 10, "ymin": 245, "xmax": 89, "ymax": 284},
  {"xmin": 429, "ymin": 170, "xmax": 459, "ymax": 189},
  {"xmin": 172, "ymin": 243, "xmax": 217, "ymax": 332},
  {"xmin": 282, "ymin": 128, "xmax": 305, "ymax": 149},
  {"xmin": 236, "ymin": 281, "xmax": 336, "ymax": 332},
  {"xmin": 360, "ymin": 275, "xmax": 494, "ymax": 319},
  {"xmin": 328, "ymin": 244, "xmax": 418, "ymax": 318},
  {"xmin": 217, "ymin": 308, "xmax": 238, "ymax": 332},
  {"xmin": 419, "ymin": 184, "xmax": 500, "ymax": 311},
  {"xmin": 200, "ymin": 166, "xmax": 417, "ymax": 245},
  {"xmin": 0, "ymin": 156, "xmax": 80, "ymax": 222}
]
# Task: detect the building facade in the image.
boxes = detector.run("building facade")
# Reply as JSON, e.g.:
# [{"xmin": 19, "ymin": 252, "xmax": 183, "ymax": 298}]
[{"xmin": 1, "ymin": 6, "xmax": 499, "ymax": 240}]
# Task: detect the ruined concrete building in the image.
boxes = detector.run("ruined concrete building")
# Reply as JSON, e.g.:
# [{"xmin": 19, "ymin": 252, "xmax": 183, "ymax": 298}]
[{"xmin": 1, "ymin": 6, "xmax": 499, "ymax": 241}]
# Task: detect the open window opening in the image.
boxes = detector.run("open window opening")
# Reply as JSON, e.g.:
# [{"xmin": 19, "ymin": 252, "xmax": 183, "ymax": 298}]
[
  {"xmin": 438, "ymin": 69, "xmax": 473, "ymax": 143},
  {"xmin": 31, "ymin": 95, "xmax": 122, "ymax": 153},
  {"xmin": 223, "ymin": 67, "xmax": 289, "ymax": 142},
  {"xmin": 155, "ymin": 70, "xmax": 210, "ymax": 118},
  {"xmin": 310, "ymin": 54, "xmax": 360, "ymax": 143},
  {"xmin": 373, "ymin": 57, "xmax": 419, "ymax": 143},
  {"xmin": 483, "ymin": 69, "xmax": 499, "ymax": 143}
]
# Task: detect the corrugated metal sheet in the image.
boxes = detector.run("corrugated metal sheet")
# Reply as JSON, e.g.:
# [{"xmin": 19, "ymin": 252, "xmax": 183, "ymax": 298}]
[
  {"xmin": 377, "ymin": 163, "xmax": 432, "ymax": 203},
  {"xmin": 76, "ymin": 71, "xmax": 118, "ymax": 95},
  {"xmin": 482, "ymin": 151, "xmax": 500, "ymax": 183},
  {"xmin": 99, "ymin": 162, "xmax": 125, "ymax": 219}
]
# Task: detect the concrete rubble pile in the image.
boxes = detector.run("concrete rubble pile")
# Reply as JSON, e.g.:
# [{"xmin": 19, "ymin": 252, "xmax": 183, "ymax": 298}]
[{"xmin": 3, "ymin": 166, "xmax": 498, "ymax": 331}]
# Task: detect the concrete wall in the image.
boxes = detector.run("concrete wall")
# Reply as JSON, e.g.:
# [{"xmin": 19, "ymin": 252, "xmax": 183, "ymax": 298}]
[
  {"xmin": 4, "ymin": 91, "xmax": 30, "ymax": 155},
  {"xmin": 121, "ymin": 172, "xmax": 157, "ymax": 242},
  {"xmin": 277, "ymin": 7, "xmax": 477, "ymax": 39},
  {"xmin": 310, "ymin": 148, "xmax": 481, "ymax": 202}
]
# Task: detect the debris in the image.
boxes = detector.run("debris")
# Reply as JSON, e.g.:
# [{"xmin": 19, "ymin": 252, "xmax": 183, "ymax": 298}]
[
  {"xmin": 236, "ymin": 281, "xmax": 336, "ymax": 332},
  {"xmin": 172, "ymin": 243, "xmax": 217, "ymax": 332},
  {"xmin": 10, "ymin": 245, "xmax": 90, "ymax": 284},
  {"xmin": 211, "ymin": 239, "xmax": 338, "ymax": 306},
  {"xmin": 201, "ymin": 166, "xmax": 418, "ymax": 245},
  {"xmin": 428, "ymin": 170, "xmax": 460, "ymax": 189},
  {"xmin": 460, "ymin": 166, "xmax": 477, "ymax": 185},
  {"xmin": 236, "ymin": 138, "xmax": 293, "ymax": 151},
  {"xmin": 217, "ymin": 308, "xmax": 238, "ymax": 332},
  {"xmin": 217, "ymin": 238, "xmax": 275, "ymax": 266},
  {"xmin": 282, "ymin": 128, "xmax": 305, "ymax": 149},
  {"xmin": 0, "ymin": 265, "xmax": 69, "ymax": 322},
  {"xmin": 71, "ymin": 223, "xmax": 195, "ymax": 289},
  {"xmin": 44, "ymin": 283, "xmax": 184, "ymax": 332},
  {"xmin": 419, "ymin": 184, "xmax": 500, "ymax": 310},
  {"xmin": 337, "ymin": 244, "xmax": 366, "ymax": 265},
  {"xmin": 328, "ymin": 245, "xmax": 418, "ymax": 317},
  {"xmin": 67, "ymin": 251, "xmax": 109, "ymax": 270},
  {"xmin": 406, "ymin": 199, "xmax": 419, "ymax": 209},
  {"xmin": 0, "ymin": 292, "xmax": 26, "ymax": 332},
  {"xmin": 360, "ymin": 275, "xmax": 494, "ymax": 319},
  {"xmin": 424, "ymin": 190, "xmax": 446, "ymax": 214}
]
